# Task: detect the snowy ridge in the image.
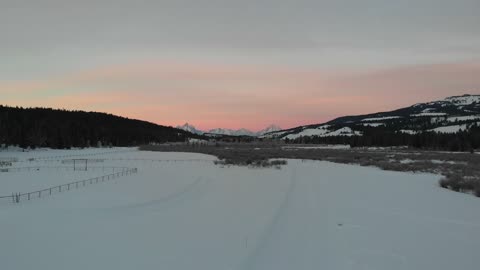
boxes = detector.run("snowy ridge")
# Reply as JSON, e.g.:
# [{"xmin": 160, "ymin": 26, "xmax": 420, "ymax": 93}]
[
  {"xmin": 444, "ymin": 94, "xmax": 480, "ymax": 105},
  {"xmin": 267, "ymin": 93, "xmax": 480, "ymax": 139}
]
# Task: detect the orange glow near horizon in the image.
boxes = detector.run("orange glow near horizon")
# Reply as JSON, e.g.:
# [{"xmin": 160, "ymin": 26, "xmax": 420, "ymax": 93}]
[{"xmin": 1, "ymin": 60, "xmax": 480, "ymax": 131}]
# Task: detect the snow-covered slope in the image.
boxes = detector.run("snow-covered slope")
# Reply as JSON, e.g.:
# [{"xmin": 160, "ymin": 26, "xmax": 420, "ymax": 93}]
[
  {"xmin": 283, "ymin": 126, "xmax": 361, "ymax": 140},
  {"xmin": 267, "ymin": 94, "xmax": 480, "ymax": 139},
  {"xmin": 444, "ymin": 94, "xmax": 480, "ymax": 105}
]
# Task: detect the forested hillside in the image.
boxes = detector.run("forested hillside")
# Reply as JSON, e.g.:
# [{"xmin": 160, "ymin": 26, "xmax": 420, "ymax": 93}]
[{"xmin": 0, "ymin": 106, "xmax": 194, "ymax": 149}]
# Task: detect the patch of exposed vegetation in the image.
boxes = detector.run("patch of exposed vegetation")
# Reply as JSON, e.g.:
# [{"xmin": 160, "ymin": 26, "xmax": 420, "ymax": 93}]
[
  {"xmin": 439, "ymin": 175, "xmax": 480, "ymax": 196},
  {"xmin": 214, "ymin": 158, "xmax": 287, "ymax": 169},
  {"xmin": 140, "ymin": 143, "xmax": 480, "ymax": 197}
]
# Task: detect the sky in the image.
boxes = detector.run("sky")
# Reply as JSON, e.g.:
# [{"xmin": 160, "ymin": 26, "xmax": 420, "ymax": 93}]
[{"xmin": 1, "ymin": 0, "xmax": 479, "ymax": 131}]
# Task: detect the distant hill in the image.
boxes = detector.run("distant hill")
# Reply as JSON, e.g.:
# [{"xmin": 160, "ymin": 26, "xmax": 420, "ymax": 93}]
[
  {"xmin": 0, "ymin": 106, "xmax": 199, "ymax": 149},
  {"xmin": 263, "ymin": 94, "xmax": 480, "ymax": 151}
]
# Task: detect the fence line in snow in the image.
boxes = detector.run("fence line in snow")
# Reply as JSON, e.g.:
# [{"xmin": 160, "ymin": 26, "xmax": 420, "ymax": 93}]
[
  {"xmin": 11, "ymin": 158, "xmax": 212, "ymax": 165},
  {"xmin": 31, "ymin": 149, "xmax": 137, "ymax": 161},
  {"xmin": 0, "ymin": 167, "xmax": 138, "ymax": 204},
  {"xmin": 0, "ymin": 166, "xmax": 133, "ymax": 173}
]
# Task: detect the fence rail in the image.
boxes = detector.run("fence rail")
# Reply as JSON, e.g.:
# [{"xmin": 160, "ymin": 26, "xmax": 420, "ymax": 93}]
[
  {"xmin": 0, "ymin": 166, "xmax": 132, "ymax": 173},
  {"xmin": 0, "ymin": 167, "xmax": 138, "ymax": 204},
  {"xmin": 12, "ymin": 157, "xmax": 212, "ymax": 165},
  {"xmin": 32, "ymin": 149, "xmax": 137, "ymax": 161},
  {"xmin": 61, "ymin": 159, "xmax": 105, "ymax": 163}
]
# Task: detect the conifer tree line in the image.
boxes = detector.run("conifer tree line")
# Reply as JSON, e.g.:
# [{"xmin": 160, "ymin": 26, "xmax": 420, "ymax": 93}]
[
  {"xmin": 0, "ymin": 105, "xmax": 196, "ymax": 149},
  {"xmin": 2, "ymin": 105, "xmax": 479, "ymax": 151}
]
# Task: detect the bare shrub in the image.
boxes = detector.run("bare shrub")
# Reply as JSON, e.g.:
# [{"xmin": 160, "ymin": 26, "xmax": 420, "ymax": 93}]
[
  {"xmin": 438, "ymin": 174, "xmax": 480, "ymax": 194},
  {"xmin": 270, "ymin": 160, "xmax": 288, "ymax": 166},
  {"xmin": 474, "ymin": 182, "xmax": 480, "ymax": 197}
]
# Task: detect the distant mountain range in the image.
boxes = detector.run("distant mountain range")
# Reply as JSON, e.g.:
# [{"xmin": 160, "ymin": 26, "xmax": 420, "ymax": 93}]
[
  {"xmin": 176, "ymin": 123, "xmax": 281, "ymax": 137},
  {"xmin": 264, "ymin": 94, "xmax": 480, "ymax": 141},
  {"xmin": 2, "ymin": 94, "xmax": 479, "ymax": 150}
]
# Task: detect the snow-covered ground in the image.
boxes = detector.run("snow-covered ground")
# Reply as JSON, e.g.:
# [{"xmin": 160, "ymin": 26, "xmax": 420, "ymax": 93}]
[
  {"xmin": 361, "ymin": 116, "xmax": 402, "ymax": 121},
  {"xmin": 361, "ymin": 122, "xmax": 385, "ymax": 127},
  {"xmin": 411, "ymin": 112, "xmax": 447, "ymax": 117},
  {"xmin": 1, "ymin": 148, "xmax": 480, "ymax": 270},
  {"xmin": 284, "ymin": 126, "xmax": 361, "ymax": 140},
  {"xmin": 430, "ymin": 124, "xmax": 469, "ymax": 134},
  {"xmin": 399, "ymin": 129, "xmax": 418, "ymax": 135},
  {"xmin": 447, "ymin": 115, "xmax": 480, "ymax": 122}
]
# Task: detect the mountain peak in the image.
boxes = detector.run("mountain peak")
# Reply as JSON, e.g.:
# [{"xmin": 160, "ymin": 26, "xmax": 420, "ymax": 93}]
[{"xmin": 176, "ymin": 123, "xmax": 203, "ymax": 135}]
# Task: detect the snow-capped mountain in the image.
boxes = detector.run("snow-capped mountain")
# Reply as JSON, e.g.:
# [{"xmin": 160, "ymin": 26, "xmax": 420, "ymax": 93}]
[
  {"xmin": 207, "ymin": 128, "xmax": 251, "ymax": 136},
  {"xmin": 175, "ymin": 123, "xmax": 204, "ymax": 135},
  {"xmin": 265, "ymin": 94, "xmax": 480, "ymax": 140},
  {"xmin": 176, "ymin": 123, "xmax": 281, "ymax": 137},
  {"xmin": 257, "ymin": 124, "xmax": 282, "ymax": 135},
  {"xmin": 207, "ymin": 125, "xmax": 282, "ymax": 136}
]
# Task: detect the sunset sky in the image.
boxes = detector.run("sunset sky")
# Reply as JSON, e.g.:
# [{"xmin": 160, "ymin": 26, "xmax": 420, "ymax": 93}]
[{"xmin": 1, "ymin": 0, "xmax": 479, "ymax": 130}]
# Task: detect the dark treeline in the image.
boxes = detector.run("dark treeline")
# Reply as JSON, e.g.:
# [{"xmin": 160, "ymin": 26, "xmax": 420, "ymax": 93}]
[
  {"xmin": 285, "ymin": 123, "xmax": 480, "ymax": 152},
  {"xmin": 0, "ymin": 105, "xmax": 197, "ymax": 149}
]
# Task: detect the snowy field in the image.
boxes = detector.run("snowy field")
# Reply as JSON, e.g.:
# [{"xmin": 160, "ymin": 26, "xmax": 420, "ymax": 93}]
[{"xmin": 1, "ymin": 148, "xmax": 479, "ymax": 270}]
